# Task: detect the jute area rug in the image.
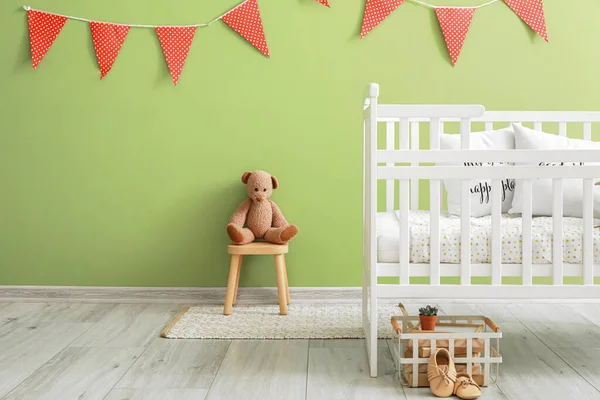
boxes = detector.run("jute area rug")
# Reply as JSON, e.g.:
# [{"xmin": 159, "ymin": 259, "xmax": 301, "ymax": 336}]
[{"xmin": 161, "ymin": 304, "xmax": 400, "ymax": 339}]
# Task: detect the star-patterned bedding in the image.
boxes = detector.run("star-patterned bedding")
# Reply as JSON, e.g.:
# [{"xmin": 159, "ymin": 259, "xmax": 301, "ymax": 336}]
[{"xmin": 377, "ymin": 210, "xmax": 600, "ymax": 264}]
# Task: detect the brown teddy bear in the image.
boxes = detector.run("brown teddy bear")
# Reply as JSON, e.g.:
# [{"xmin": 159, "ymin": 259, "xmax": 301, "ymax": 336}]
[{"xmin": 226, "ymin": 170, "xmax": 299, "ymax": 245}]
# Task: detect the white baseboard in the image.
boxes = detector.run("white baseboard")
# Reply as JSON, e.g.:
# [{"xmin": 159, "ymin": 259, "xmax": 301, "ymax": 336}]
[{"xmin": 0, "ymin": 285, "xmax": 597, "ymax": 304}]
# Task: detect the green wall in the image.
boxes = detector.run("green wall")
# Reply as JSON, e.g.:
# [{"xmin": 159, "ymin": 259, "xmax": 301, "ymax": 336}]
[{"xmin": 1, "ymin": 0, "xmax": 600, "ymax": 287}]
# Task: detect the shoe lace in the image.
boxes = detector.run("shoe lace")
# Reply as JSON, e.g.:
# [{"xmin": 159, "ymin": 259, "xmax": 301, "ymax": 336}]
[
  {"xmin": 459, "ymin": 377, "xmax": 480, "ymax": 390},
  {"xmin": 428, "ymin": 365, "xmax": 456, "ymax": 390}
]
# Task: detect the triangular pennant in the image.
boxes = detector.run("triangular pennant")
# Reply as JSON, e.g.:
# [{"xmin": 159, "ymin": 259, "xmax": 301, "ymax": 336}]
[
  {"xmin": 27, "ymin": 10, "xmax": 68, "ymax": 70},
  {"xmin": 90, "ymin": 22, "xmax": 130, "ymax": 79},
  {"xmin": 221, "ymin": 0, "xmax": 269, "ymax": 58},
  {"xmin": 360, "ymin": 0, "xmax": 406, "ymax": 39},
  {"xmin": 316, "ymin": 0, "xmax": 330, "ymax": 7},
  {"xmin": 503, "ymin": 0, "xmax": 548, "ymax": 42},
  {"xmin": 155, "ymin": 26, "xmax": 197, "ymax": 86},
  {"xmin": 435, "ymin": 7, "xmax": 475, "ymax": 67}
]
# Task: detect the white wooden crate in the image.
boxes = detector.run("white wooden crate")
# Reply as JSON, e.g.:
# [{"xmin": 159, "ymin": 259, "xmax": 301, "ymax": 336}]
[{"xmin": 390, "ymin": 309, "xmax": 502, "ymax": 388}]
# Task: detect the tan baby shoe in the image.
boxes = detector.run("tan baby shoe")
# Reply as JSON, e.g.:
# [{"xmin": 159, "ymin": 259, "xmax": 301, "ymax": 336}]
[
  {"xmin": 454, "ymin": 373, "xmax": 481, "ymax": 399},
  {"xmin": 427, "ymin": 348, "xmax": 457, "ymax": 397}
]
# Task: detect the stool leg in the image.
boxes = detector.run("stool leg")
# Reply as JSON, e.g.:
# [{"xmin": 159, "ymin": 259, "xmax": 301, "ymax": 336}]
[
  {"xmin": 224, "ymin": 255, "xmax": 241, "ymax": 315},
  {"xmin": 274, "ymin": 254, "xmax": 288, "ymax": 315},
  {"xmin": 283, "ymin": 257, "xmax": 290, "ymax": 305},
  {"xmin": 233, "ymin": 256, "xmax": 243, "ymax": 306}
]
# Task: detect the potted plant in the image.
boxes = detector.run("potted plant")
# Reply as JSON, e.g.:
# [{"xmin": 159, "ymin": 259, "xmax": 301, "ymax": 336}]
[{"xmin": 418, "ymin": 305, "xmax": 438, "ymax": 331}]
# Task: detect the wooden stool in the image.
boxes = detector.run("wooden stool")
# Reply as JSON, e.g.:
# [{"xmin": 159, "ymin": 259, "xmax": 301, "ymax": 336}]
[{"xmin": 224, "ymin": 242, "xmax": 290, "ymax": 316}]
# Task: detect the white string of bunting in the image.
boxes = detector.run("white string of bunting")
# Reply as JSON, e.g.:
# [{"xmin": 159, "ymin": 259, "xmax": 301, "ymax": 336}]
[
  {"xmin": 22, "ymin": 4, "xmax": 235, "ymax": 28},
  {"xmin": 360, "ymin": 0, "xmax": 548, "ymax": 66},
  {"xmin": 409, "ymin": 0, "xmax": 500, "ymax": 9},
  {"xmin": 23, "ymin": 0, "xmax": 330, "ymax": 84}
]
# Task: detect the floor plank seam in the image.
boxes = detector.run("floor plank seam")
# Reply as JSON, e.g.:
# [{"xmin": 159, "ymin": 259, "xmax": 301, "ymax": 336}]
[
  {"xmin": 100, "ymin": 331, "xmax": 162, "ymax": 400},
  {"xmin": 502, "ymin": 304, "xmax": 600, "ymax": 396},
  {"xmin": 203, "ymin": 340, "xmax": 233, "ymax": 400},
  {"xmin": 546, "ymin": 347, "xmax": 600, "ymax": 395},
  {"xmin": 493, "ymin": 383, "xmax": 509, "ymax": 399},
  {"xmin": 0, "ymin": 310, "xmax": 107, "ymax": 400},
  {"xmin": 567, "ymin": 306, "xmax": 600, "ymax": 328},
  {"xmin": 304, "ymin": 340, "xmax": 312, "ymax": 400}
]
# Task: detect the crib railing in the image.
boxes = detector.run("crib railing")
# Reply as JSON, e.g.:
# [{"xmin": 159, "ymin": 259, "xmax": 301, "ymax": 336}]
[
  {"xmin": 378, "ymin": 162, "xmax": 599, "ymax": 286},
  {"xmin": 363, "ymin": 83, "xmax": 600, "ymax": 299}
]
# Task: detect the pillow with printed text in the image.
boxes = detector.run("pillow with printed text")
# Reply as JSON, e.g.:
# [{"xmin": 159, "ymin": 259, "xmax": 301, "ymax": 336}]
[
  {"xmin": 509, "ymin": 123, "xmax": 600, "ymax": 218},
  {"xmin": 440, "ymin": 127, "xmax": 515, "ymax": 217}
]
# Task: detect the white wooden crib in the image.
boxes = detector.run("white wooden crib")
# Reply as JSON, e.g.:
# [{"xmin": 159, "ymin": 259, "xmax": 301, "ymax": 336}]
[{"xmin": 362, "ymin": 83, "xmax": 600, "ymax": 377}]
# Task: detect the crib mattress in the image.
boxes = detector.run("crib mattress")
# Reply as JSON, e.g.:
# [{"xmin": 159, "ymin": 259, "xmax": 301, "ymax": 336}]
[{"xmin": 376, "ymin": 210, "xmax": 600, "ymax": 264}]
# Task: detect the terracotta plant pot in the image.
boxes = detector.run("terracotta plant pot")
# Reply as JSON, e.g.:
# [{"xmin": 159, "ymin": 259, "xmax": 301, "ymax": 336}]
[{"xmin": 419, "ymin": 315, "xmax": 437, "ymax": 331}]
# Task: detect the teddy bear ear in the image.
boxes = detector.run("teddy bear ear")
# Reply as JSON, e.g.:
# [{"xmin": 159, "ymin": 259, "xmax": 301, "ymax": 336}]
[
  {"xmin": 271, "ymin": 176, "xmax": 279, "ymax": 189},
  {"xmin": 241, "ymin": 172, "xmax": 252, "ymax": 184}
]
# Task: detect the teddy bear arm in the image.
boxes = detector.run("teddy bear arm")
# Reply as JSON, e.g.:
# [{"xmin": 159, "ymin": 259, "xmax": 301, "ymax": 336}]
[
  {"xmin": 270, "ymin": 200, "xmax": 289, "ymax": 227},
  {"xmin": 229, "ymin": 199, "xmax": 252, "ymax": 226}
]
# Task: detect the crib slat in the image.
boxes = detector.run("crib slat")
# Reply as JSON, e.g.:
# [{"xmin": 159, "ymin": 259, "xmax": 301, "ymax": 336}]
[
  {"xmin": 584, "ymin": 122, "xmax": 592, "ymax": 141},
  {"xmin": 485, "ymin": 122, "xmax": 493, "ymax": 131},
  {"xmin": 460, "ymin": 118, "xmax": 471, "ymax": 149},
  {"xmin": 534, "ymin": 122, "xmax": 542, "ymax": 131},
  {"xmin": 491, "ymin": 179, "xmax": 502, "ymax": 285},
  {"xmin": 559, "ymin": 122, "xmax": 567, "ymax": 137},
  {"xmin": 460, "ymin": 118, "xmax": 471, "ymax": 285},
  {"xmin": 460, "ymin": 196, "xmax": 471, "ymax": 284},
  {"xmin": 553, "ymin": 179, "xmax": 564, "ymax": 285},
  {"xmin": 398, "ymin": 120, "xmax": 411, "ymax": 284},
  {"xmin": 397, "ymin": 120, "xmax": 411, "ymax": 285},
  {"xmin": 400, "ymin": 179, "xmax": 410, "ymax": 285},
  {"xmin": 583, "ymin": 179, "xmax": 594, "ymax": 285},
  {"xmin": 411, "ymin": 122, "xmax": 420, "ymax": 211},
  {"xmin": 430, "ymin": 118, "xmax": 441, "ymax": 285},
  {"xmin": 400, "ymin": 120, "xmax": 410, "ymax": 149},
  {"xmin": 386, "ymin": 122, "xmax": 395, "ymax": 211},
  {"xmin": 522, "ymin": 180, "xmax": 533, "ymax": 285}
]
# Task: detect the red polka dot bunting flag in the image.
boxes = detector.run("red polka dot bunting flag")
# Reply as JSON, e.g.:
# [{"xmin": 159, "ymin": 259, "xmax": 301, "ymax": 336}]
[
  {"xmin": 221, "ymin": 0, "xmax": 269, "ymax": 58},
  {"xmin": 155, "ymin": 26, "xmax": 197, "ymax": 86},
  {"xmin": 316, "ymin": 0, "xmax": 330, "ymax": 7},
  {"xmin": 90, "ymin": 22, "xmax": 130, "ymax": 79},
  {"xmin": 503, "ymin": 0, "xmax": 548, "ymax": 42},
  {"xmin": 27, "ymin": 10, "xmax": 68, "ymax": 70},
  {"xmin": 360, "ymin": 0, "xmax": 406, "ymax": 39},
  {"xmin": 435, "ymin": 7, "xmax": 476, "ymax": 67}
]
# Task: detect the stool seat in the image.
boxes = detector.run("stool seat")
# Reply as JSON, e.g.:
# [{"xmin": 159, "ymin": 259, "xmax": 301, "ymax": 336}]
[
  {"xmin": 228, "ymin": 242, "xmax": 288, "ymax": 255},
  {"xmin": 224, "ymin": 242, "xmax": 291, "ymax": 316}
]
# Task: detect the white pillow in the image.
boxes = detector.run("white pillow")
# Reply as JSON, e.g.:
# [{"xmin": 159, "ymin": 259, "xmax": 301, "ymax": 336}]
[
  {"xmin": 509, "ymin": 123, "xmax": 600, "ymax": 218},
  {"xmin": 440, "ymin": 127, "xmax": 515, "ymax": 217}
]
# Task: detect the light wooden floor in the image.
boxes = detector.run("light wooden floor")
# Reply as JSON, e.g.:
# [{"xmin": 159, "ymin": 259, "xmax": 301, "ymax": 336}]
[{"xmin": 1, "ymin": 302, "xmax": 600, "ymax": 400}]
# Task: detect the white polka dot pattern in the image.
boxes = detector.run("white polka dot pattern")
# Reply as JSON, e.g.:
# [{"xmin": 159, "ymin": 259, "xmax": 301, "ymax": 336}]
[
  {"xmin": 316, "ymin": 0, "xmax": 330, "ymax": 7},
  {"xmin": 155, "ymin": 27, "xmax": 197, "ymax": 86},
  {"xmin": 222, "ymin": 0, "xmax": 269, "ymax": 58},
  {"xmin": 90, "ymin": 22, "xmax": 130, "ymax": 79},
  {"xmin": 360, "ymin": 0, "xmax": 405, "ymax": 39},
  {"xmin": 435, "ymin": 7, "xmax": 475, "ymax": 67},
  {"xmin": 27, "ymin": 10, "xmax": 68, "ymax": 70},
  {"xmin": 504, "ymin": 0, "xmax": 548, "ymax": 42}
]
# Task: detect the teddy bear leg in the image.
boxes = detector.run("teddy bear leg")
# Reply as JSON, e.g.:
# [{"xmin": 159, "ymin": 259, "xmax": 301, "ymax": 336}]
[
  {"xmin": 227, "ymin": 224, "xmax": 255, "ymax": 244},
  {"xmin": 264, "ymin": 225, "xmax": 299, "ymax": 244}
]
